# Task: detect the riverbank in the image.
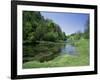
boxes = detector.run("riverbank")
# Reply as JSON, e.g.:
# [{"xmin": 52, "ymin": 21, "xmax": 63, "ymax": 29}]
[{"xmin": 23, "ymin": 39, "xmax": 89, "ymax": 68}]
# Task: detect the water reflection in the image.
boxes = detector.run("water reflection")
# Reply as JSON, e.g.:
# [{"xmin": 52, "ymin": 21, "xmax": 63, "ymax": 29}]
[
  {"xmin": 23, "ymin": 42, "xmax": 77, "ymax": 63},
  {"xmin": 61, "ymin": 44, "xmax": 77, "ymax": 55}
]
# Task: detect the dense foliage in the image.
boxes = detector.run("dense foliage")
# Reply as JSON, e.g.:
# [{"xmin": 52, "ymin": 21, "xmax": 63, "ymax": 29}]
[
  {"xmin": 23, "ymin": 11, "xmax": 66, "ymax": 44},
  {"xmin": 23, "ymin": 11, "xmax": 90, "ymax": 67}
]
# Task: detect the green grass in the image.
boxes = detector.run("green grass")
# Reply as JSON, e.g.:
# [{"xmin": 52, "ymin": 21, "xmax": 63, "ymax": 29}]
[{"xmin": 23, "ymin": 39, "xmax": 89, "ymax": 68}]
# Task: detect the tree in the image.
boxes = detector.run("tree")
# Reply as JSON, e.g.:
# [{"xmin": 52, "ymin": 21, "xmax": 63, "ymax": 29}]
[
  {"xmin": 23, "ymin": 11, "xmax": 66, "ymax": 43},
  {"xmin": 84, "ymin": 16, "xmax": 89, "ymax": 39}
]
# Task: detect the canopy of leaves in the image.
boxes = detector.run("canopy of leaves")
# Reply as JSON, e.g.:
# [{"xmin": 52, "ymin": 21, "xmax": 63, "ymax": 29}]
[{"xmin": 23, "ymin": 11, "xmax": 66, "ymax": 43}]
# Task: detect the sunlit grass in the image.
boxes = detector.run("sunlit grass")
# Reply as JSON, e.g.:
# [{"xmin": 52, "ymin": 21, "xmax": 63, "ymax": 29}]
[{"xmin": 23, "ymin": 39, "xmax": 89, "ymax": 68}]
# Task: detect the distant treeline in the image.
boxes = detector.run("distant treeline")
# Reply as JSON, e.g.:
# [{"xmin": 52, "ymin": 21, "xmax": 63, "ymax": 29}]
[
  {"xmin": 66, "ymin": 17, "xmax": 89, "ymax": 41},
  {"xmin": 23, "ymin": 11, "xmax": 66, "ymax": 44}
]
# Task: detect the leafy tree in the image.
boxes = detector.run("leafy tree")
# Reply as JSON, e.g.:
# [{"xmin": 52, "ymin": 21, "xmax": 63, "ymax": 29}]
[
  {"xmin": 84, "ymin": 17, "xmax": 89, "ymax": 39},
  {"xmin": 23, "ymin": 11, "xmax": 67, "ymax": 43}
]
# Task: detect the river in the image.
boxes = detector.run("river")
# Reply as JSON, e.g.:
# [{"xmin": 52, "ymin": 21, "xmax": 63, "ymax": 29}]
[
  {"xmin": 23, "ymin": 42, "xmax": 77, "ymax": 63},
  {"xmin": 61, "ymin": 44, "xmax": 77, "ymax": 55}
]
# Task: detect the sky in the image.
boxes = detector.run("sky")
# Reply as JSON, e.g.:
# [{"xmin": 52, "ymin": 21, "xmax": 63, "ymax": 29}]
[{"xmin": 41, "ymin": 12, "xmax": 89, "ymax": 35}]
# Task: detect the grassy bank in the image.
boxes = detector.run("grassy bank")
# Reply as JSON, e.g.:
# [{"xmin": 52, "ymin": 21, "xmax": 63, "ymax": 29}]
[{"xmin": 23, "ymin": 39, "xmax": 89, "ymax": 68}]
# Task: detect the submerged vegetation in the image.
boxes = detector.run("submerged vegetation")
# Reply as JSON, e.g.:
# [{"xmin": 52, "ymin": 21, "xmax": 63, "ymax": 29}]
[{"xmin": 23, "ymin": 11, "xmax": 89, "ymax": 68}]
